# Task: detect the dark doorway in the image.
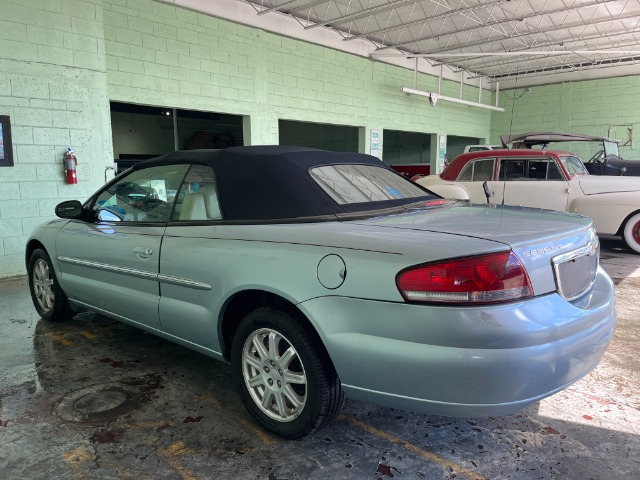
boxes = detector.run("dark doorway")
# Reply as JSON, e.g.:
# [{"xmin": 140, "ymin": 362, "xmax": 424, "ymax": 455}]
[
  {"xmin": 279, "ymin": 120, "xmax": 360, "ymax": 152},
  {"xmin": 110, "ymin": 102, "xmax": 244, "ymax": 172},
  {"xmin": 382, "ymin": 130, "xmax": 432, "ymax": 166},
  {"xmin": 447, "ymin": 135, "xmax": 484, "ymax": 160}
]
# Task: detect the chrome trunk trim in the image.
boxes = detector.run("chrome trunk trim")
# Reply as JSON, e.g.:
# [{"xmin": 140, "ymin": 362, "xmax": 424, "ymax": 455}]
[{"xmin": 552, "ymin": 237, "xmax": 599, "ymax": 301}]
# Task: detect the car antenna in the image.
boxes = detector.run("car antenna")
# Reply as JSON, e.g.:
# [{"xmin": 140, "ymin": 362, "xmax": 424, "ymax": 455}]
[{"xmin": 503, "ymin": 71, "xmax": 521, "ymax": 206}]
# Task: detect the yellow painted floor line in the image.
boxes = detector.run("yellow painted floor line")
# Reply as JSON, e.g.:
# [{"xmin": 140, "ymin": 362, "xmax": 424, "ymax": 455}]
[
  {"xmin": 342, "ymin": 416, "xmax": 489, "ymax": 480},
  {"xmin": 197, "ymin": 393, "xmax": 224, "ymax": 412},
  {"xmin": 161, "ymin": 456, "xmax": 201, "ymax": 480},
  {"xmin": 61, "ymin": 446, "xmax": 94, "ymax": 479},
  {"xmin": 158, "ymin": 441, "xmax": 200, "ymax": 480},
  {"xmin": 45, "ymin": 331, "xmax": 75, "ymax": 347},
  {"xmin": 198, "ymin": 392, "xmax": 278, "ymax": 446},
  {"xmin": 121, "ymin": 420, "xmax": 168, "ymax": 429},
  {"xmin": 79, "ymin": 329, "xmax": 98, "ymax": 340},
  {"xmin": 236, "ymin": 416, "xmax": 278, "ymax": 446}
]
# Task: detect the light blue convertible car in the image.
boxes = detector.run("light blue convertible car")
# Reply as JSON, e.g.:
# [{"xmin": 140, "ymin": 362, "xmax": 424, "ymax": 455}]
[{"xmin": 27, "ymin": 146, "xmax": 617, "ymax": 438}]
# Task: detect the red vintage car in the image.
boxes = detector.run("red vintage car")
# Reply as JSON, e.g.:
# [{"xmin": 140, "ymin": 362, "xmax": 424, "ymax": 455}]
[{"xmin": 389, "ymin": 163, "xmax": 430, "ymax": 180}]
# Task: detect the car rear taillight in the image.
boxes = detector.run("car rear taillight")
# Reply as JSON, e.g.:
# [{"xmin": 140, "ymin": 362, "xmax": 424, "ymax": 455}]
[{"xmin": 396, "ymin": 251, "xmax": 532, "ymax": 304}]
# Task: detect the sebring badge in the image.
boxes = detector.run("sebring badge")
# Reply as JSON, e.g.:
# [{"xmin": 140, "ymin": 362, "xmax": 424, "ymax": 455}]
[{"xmin": 522, "ymin": 245, "xmax": 564, "ymax": 257}]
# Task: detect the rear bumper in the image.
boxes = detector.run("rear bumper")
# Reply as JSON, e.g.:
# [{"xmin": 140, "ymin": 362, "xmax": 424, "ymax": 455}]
[{"xmin": 298, "ymin": 266, "xmax": 617, "ymax": 417}]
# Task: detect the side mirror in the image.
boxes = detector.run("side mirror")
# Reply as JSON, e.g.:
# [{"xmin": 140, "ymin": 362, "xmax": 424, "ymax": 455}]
[{"xmin": 55, "ymin": 200, "xmax": 84, "ymax": 219}]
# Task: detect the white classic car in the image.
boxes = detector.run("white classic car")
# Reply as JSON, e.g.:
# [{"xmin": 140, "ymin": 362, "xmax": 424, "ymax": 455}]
[{"xmin": 416, "ymin": 148, "xmax": 640, "ymax": 253}]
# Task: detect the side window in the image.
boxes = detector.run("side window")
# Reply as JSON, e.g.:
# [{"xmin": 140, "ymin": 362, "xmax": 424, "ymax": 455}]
[
  {"xmin": 93, "ymin": 164, "xmax": 189, "ymax": 223},
  {"xmin": 547, "ymin": 160, "xmax": 564, "ymax": 180},
  {"xmin": 528, "ymin": 159, "xmax": 563, "ymax": 180},
  {"xmin": 528, "ymin": 159, "xmax": 548, "ymax": 179},
  {"xmin": 472, "ymin": 159, "xmax": 494, "ymax": 181},
  {"xmin": 459, "ymin": 159, "xmax": 495, "ymax": 182},
  {"xmin": 499, "ymin": 160, "xmax": 526, "ymax": 180},
  {"xmin": 172, "ymin": 165, "xmax": 222, "ymax": 221},
  {"xmin": 457, "ymin": 163, "xmax": 473, "ymax": 181}
]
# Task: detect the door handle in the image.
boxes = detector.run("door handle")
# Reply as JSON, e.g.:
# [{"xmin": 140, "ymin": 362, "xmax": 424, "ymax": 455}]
[{"xmin": 133, "ymin": 247, "xmax": 153, "ymax": 258}]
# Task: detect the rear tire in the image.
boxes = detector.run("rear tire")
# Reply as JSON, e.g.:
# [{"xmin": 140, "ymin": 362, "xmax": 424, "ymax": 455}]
[
  {"xmin": 28, "ymin": 248, "xmax": 73, "ymax": 320},
  {"xmin": 623, "ymin": 212, "xmax": 640, "ymax": 254},
  {"xmin": 231, "ymin": 307, "xmax": 344, "ymax": 439}
]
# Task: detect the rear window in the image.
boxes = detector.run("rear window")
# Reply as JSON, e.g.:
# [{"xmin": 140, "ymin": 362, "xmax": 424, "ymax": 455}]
[{"xmin": 310, "ymin": 165, "xmax": 428, "ymax": 205}]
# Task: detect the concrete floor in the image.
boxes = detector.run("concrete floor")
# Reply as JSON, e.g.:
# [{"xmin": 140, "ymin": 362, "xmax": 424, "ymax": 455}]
[{"xmin": 1, "ymin": 237, "xmax": 639, "ymax": 480}]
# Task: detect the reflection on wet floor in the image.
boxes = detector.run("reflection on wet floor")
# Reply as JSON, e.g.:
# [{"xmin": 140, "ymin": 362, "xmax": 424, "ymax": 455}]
[{"xmin": 1, "ymin": 241, "xmax": 639, "ymax": 480}]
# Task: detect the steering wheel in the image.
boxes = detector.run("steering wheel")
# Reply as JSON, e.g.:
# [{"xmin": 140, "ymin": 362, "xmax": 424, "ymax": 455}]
[{"xmin": 587, "ymin": 150, "xmax": 605, "ymax": 163}]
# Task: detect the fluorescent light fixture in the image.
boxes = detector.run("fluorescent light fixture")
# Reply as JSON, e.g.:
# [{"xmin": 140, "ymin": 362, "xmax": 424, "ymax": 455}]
[{"xmin": 401, "ymin": 87, "xmax": 505, "ymax": 112}]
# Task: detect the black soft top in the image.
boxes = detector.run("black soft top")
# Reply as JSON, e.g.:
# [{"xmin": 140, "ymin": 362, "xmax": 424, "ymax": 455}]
[{"xmin": 131, "ymin": 146, "xmax": 429, "ymax": 221}]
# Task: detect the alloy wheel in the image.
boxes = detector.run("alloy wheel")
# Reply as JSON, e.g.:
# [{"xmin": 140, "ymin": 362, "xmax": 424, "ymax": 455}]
[
  {"xmin": 32, "ymin": 258, "xmax": 55, "ymax": 313},
  {"xmin": 241, "ymin": 328, "xmax": 307, "ymax": 422}
]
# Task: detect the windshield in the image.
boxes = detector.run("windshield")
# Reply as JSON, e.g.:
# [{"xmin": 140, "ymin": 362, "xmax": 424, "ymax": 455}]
[
  {"xmin": 560, "ymin": 155, "xmax": 589, "ymax": 176},
  {"xmin": 604, "ymin": 140, "xmax": 619, "ymax": 157},
  {"xmin": 310, "ymin": 164, "xmax": 431, "ymax": 205}
]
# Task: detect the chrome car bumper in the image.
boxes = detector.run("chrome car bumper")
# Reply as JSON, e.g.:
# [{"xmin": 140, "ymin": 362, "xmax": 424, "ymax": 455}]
[{"xmin": 298, "ymin": 266, "xmax": 617, "ymax": 417}]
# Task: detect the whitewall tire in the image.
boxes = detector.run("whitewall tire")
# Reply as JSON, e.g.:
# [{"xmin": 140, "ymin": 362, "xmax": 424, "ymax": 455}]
[{"xmin": 623, "ymin": 212, "xmax": 640, "ymax": 254}]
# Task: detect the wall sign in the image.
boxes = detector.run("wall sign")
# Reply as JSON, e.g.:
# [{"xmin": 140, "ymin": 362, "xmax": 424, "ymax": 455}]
[
  {"xmin": 370, "ymin": 129, "xmax": 381, "ymax": 159},
  {"xmin": 0, "ymin": 115, "xmax": 14, "ymax": 167},
  {"xmin": 438, "ymin": 135, "xmax": 447, "ymax": 171}
]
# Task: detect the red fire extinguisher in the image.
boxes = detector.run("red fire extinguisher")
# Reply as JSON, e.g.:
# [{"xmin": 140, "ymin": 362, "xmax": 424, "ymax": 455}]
[{"xmin": 64, "ymin": 147, "xmax": 77, "ymax": 184}]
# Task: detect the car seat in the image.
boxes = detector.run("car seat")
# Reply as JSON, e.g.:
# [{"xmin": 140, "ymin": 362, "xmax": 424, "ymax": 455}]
[
  {"xmin": 199, "ymin": 185, "xmax": 222, "ymax": 219},
  {"xmin": 179, "ymin": 193, "xmax": 207, "ymax": 220}
]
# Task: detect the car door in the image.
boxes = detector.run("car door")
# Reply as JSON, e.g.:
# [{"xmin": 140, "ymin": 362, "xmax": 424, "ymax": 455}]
[
  {"xmin": 492, "ymin": 157, "xmax": 571, "ymax": 212},
  {"xmin": 55, "ymin": 164, "xmax": 189, "ymax": 331},
  {"xmin": 158, "ymin": 164, "xmax": 226, "ymax": 357}
]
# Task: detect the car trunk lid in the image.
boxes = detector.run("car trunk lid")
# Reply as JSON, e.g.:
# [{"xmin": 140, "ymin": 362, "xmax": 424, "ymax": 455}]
[
  {"xmin": 350, "ymin": 201, "xmax": 589, "ymax": 243},
  {"xmin": 349, "ymin": 202, "xmax": 598, "ymax": 299}
]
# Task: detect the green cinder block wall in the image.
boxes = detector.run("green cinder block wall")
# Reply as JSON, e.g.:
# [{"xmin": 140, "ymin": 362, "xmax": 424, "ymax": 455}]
[
  {"xmin": 0, "ymin": 0, "xmax": 114, "ymax": 278},
  {"xmin": 102, "ymin": 0, "xmax": 492, "ymax": 150}
]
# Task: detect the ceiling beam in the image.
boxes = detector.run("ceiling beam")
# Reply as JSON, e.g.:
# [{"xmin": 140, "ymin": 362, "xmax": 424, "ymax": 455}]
[
  {"xmin": 305, "ymin": 0, "xmax": 419, "ymax": 31},
  {"xmin": 382, "ymin": 0, "xmax": 620, "ymax": 51},
  {"xmin": 343, "ymin": 0, "xmax": 510, "ymax": 42},
  {"xmin": 286, "ymin": 0, "xmax": 332, "ymax": 15},
  {"xmin": 417, "ymin": 8, "xmax": 640, "ymax": 56},
  {"xmin": 489, "ymin": 54, "xmax": 640, "ymax": 80},
  {"xmin": 257, "ymin": 0, "xmax": 301, "ymax": 16},
  {"xmin": 372, "ymin": 50, "xmax": 640, "ymax": 58},
  {"xmin": 450, "ymin": 28, "xmax": 640, "ymax": 70},
  {"xmin": 478, "ymin": 46, "xmax": 640, "ymax": 76}
]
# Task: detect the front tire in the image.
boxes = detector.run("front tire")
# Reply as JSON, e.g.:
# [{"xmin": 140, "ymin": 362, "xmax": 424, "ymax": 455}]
[
  {"xmin": 28, "ymin": 248, "xmax": 72, "ymax": 320},
  {"xmin": 623, "ymin": 212, "xmax": 640, "ymax": 254},
  {"xmin": 231, "ymin": 307, "xmax": 344, "ymax": 439}
]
